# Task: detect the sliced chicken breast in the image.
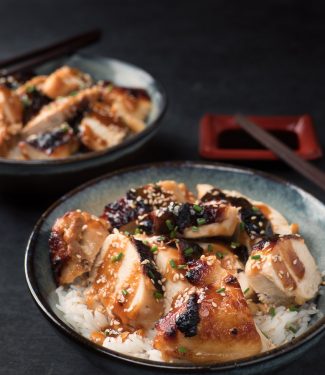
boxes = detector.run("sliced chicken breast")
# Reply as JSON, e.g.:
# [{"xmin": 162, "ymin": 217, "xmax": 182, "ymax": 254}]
[
  {"xmin": 198, "ymin": 242, "xmax": 254, "ymax": 298},
  {"xmin": 41, "ymin": 66, "xmax": 92, "ymax": 99},
  {"xmin": 86, "ymin": 232, "xmax": 164, "ymax": 330},
  {"xmin": 22, "ymin": 85, "xmax": 102, "ymax": 137},
  {"xmin": 245, "ymin": 234, "xmax": 321, "ymax": 305},
  {"xmin": 0, "ymin": 85, "xmax": 23, "ymax": 156},
  {"xmin": 154, "ymin": 261, "xmax": 262, "ymax": 363},
  {"xmin": 149, "ymin": 201, "xmax": 239, "ymax": 239},
  {"xmin": 79, "ymin": 102, "xmax": 129, "ymax": 151},
  {"xmin": 49, "ymin": 210, "xmax": 109, "ymax": 285},
  {"xmin": 19, "ymin": 123, "xmax": 79, "ymax": 160},
  {"xmin": 102, "ymin": 86, "xmax": 151, "ymax": 132}
]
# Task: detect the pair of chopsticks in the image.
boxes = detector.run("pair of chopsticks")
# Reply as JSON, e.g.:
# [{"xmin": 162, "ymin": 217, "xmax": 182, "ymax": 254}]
[
  {"xmin": 0, "ymin": 29, "xmax": 102, "ymax": 76},
  {"xmin": 236, "ymin": 115, "xmax": 325, "ymax": 192}
]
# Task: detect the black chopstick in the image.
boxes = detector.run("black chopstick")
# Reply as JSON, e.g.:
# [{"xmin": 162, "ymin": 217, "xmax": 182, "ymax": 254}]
[
  {"xmin": 0, "ymin": 29, "xmax": 101, "ymax": 75},
  {"xmin": 235, "ymin": 114, "xmax": 325, "ymax": 192}
]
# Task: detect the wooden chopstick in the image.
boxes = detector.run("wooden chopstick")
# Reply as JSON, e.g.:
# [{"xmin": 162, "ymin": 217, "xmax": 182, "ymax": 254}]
[
  {"xmin": 235, "ymin": 114, "xmax": 325, "ymax": 192},
  {"xmin": 0, "ymin": 29, "xmax": 101, "ymax": 75}
]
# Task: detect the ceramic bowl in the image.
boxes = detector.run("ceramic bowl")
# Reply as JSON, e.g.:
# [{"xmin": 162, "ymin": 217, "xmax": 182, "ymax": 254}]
[
  {"xmin": 25, "ymin": 162, "xmax": 325, "ymax": 374},
  {"xmin": 0, "ymin": 54, "xmax": 167, "ymax": 193}
]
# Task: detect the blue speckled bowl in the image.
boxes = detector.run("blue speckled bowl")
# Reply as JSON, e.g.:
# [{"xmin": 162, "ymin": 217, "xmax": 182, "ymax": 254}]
[{"xmin": 25, "ymin": 162, "xmax": 325, "ymax": 374}]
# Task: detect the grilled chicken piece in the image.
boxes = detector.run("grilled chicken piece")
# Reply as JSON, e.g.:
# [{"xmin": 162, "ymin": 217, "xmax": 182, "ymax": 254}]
[
  {"xmin": 19, "ymin": 123, "xmax": 78, "ymax": 160},
  {"xmin": 0, "ymin": 85, "xmax": 23, "ymax": 156},
  {"xmin": 198, "ymin": 185, "xmax": 273, "ymax": 243},
  {"xmin": 41, "ymin": 66, "xmax": 92, "ymax": 99},
  {"xmin": 245, "ymin": 235, "xmax": 321, "ymax": 305},
  {"xmin": 15, "ymin": 76, "xmax": 47, "ymax": 96},
  {"xmin": 79, "ymin": 102, "xmax": 129, "ymax": 151},
  {"xmin": 102, "ymin": 181, "xmax": 193, "ymax": 229},
  {"xmin": 0, "ymin": 85, "xmax": 23, "ymax": 124},
  {"xmin": 199, "ymin": 242, "xmax": 254, "ymax": 298},
  {"xmin": 149, "ymin": 201, "xmax": 239, "ymax": 239},
  {"xmin": 198, "ymin": 184, "xmax": 292, "ymax": 238},
  {"xmin": 154, "ymin": 259, "xmax": 262, "ymax": 364},
  {"xmin": 22, "ymin": 85, "xmax": 102, "ymax": 137},
  {"xmin": 147, "ymin": 237, "xmax": 202, "ymax": 312},
  {"xmin": 102, "ymin": 86, "xmax": 151, "ymax": 132},
  {"xmin": 86, "ymin": 232, "xmax": 164, "ymax": 330},
  {"xmin": 49, "ymin": 210, "xmax": 109, "ymax": 285}
]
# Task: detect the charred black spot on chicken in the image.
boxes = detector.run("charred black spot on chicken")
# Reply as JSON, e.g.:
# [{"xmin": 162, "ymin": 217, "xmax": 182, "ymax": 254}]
[
  {"xmin": 176, "ymin": 239, "xmax": 203, "ymax": 261},
  {"xmin": 201, "ymin": 188, "xmax": 273, "ymax": 239},
  {"xmin": 25, "ymin": 124, "xmax": 75, "ymax": 154},
  {"xmin": 48, "ymin": 230, "xmax": 68, "ymax": 284},
  {"xmin": 150, "ymin": 202, "xmax": 227, "ymax": 237},
  {"xmin": 133, "ymin": 238, "xmax": 163, "ymax": 294},
  {"xmin": 185, "ymin": 261, "xmax": 205, "ymax": 285},
  {"xmin": 22, "ymin": 88, "xmax": 51, "ymax": 124},
  {"xmin": 175, "ymin": 294, "xmax": 200, "ymax": 337}
]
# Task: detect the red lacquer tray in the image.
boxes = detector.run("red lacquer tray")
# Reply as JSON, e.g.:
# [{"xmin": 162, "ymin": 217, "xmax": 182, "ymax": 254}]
[{"xmin": 199, "ymin": 114, "xmax": 323, "ymax": 160}]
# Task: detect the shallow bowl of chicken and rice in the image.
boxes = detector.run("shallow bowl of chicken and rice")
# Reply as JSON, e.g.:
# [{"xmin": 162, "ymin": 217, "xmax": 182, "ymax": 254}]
[
  {"xmin": 0, "ymin": 54, "xmax": 166, "ymax": 192},
  {"xmin": 25, "ymin": 162, "xmax": 325, "ymax": 374}
]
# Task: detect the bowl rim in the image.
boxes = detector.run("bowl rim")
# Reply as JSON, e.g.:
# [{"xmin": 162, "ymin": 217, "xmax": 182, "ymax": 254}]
[
  {"xmin": 25, "ymin": 161, "xmax": 325, "ymax": 371},
  {"xmin": 0, "ymin": 54, "xmax": 168, "ymax": 168}
]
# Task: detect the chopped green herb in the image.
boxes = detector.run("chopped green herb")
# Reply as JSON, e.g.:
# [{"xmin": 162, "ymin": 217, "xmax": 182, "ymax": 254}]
[
  {"xmin": 153, "ymin": 291, "xmax": 163, "ymax": 300},
  {"xmin": 269, "ymin": 307, "xmax": 276, "ymax": 317},
  {"xmin": 239, "ymin": 222, "xmax": 245, "ymax": 231},
  {"xmin": 191, "ymin": 226, "xmax": 199, "ymax": 232},
  {"xmin": 177, "ymin": 264, "xmax": 187, "ymax": 269},
  {"xmin": 124, "ymin": 231, "xmax": 130, "ymax": 236},
  {"xmin": 289, "ymin": 305, "xmax": 299, "ymax": 312},
  {"xmin": 111, "ymin": 252, "xmax": 123, "ymax": 262},
  {"xmin": 148, "ymin": 270, "xmax": 155, "ymax": 279},
  {"xmin": 243, "ymin": 287, "xmax": 250, "ymax": 294},
  {"xmin": 121, "ymin": 289, "xmax": 128, "ymax": 296},
  {"xmin": 157, "ymin": 236, "xmax": 165, "ymax": 242},
  {"xmin": 193, "ymin": 204, "xmax": 203, "ymax": 213},
  {"xmin": 143, "ymin": 240, "xmax": 149, "ymax": 245},
  {"xmin": 151, "ymin": 245, "xmax": 158, "ymax": 253},
  {"xmin": 134, "ymin": 228, "xmax": 141, "ymax": 234},
  {"xmin": 216, "ymin": 252, "xmax": 224, "ymax": 259},
  {"xmin": 165, "ymin": 219, "xmax": 174, "ymax": 230},
  {"xmin": 170, "ymin": 229, "xmax": 177, "ymax": 238},
  {"xmin": 184, "ymin": 247, "xmax": 194, "ymax": 256},
  {"xmin": 230, "ymin": 242, "xmax": 240, "ymax": 249},
  {"xmin": 251, "ymin": 254, "xmax": 261, "ymax": 260},
  {"xmin": 69, "ymin": 90, "xmax": 78, "ymax": 96},
  {"xmin": 197, "ymin": 218, "xmax": 206, "ymax": 226},
  {"xmin": 60, "ymin": 123, "xmax": 70, "ymax": 132},
  {"xmin": 22, "ymin": 96, "xmax": 31, "ymax": 107},
  {"xmin": 207, "ymin": 244, "xmax": 213, "ymax": 252},
  {"xmin": 287, "ymin": 325, "xmax": 298, "ymax": 334},
  {"xmin": 178, "ymin": 346, "xmax": 187, "ymax": 354},
  {"xmin": 26, "ymin": 85, "xmax": 36, "ymax": 93},
  {"xmin": 252, "ymin": 206, "xmax": 260, "ymax": 212},
  {"xmin": 216, "ymin": 287, "xmax": 226, "ymax": 294},
  {"xmin": 169, "ymin": 259, "xmax": 177, "ymax": 269}
]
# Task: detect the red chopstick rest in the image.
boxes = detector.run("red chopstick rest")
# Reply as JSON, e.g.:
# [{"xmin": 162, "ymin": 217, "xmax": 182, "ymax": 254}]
[{"xmin": 199, "ymin": 114, "xmax": 322, "ymax": 161}]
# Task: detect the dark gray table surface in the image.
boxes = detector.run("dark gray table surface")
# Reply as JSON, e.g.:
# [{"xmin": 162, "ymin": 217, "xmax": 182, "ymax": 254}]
[{"xmin": 0, "ymin": 0, "xmax": 324, "ymax": 374}]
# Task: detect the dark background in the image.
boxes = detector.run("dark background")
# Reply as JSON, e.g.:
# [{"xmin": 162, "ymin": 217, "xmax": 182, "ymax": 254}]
[{"xmin": 1, "ymin": 0, "xmax": 325, "ymax": 374}]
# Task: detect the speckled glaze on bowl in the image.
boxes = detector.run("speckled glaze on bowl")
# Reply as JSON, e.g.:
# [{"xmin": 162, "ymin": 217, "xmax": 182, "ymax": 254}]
[
  {"xmin": 25, "ymin": 162, "xmax": 325, "ymax": 374},
  {"xmin": 0, "ymin": 54, "xmax": 167, "ymax": 193}
]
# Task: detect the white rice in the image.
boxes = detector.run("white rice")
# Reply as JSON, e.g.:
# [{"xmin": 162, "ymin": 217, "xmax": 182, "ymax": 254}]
[{"xmin": 55, "ymin": 285, "xmax": 321, "ymax": 361}]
